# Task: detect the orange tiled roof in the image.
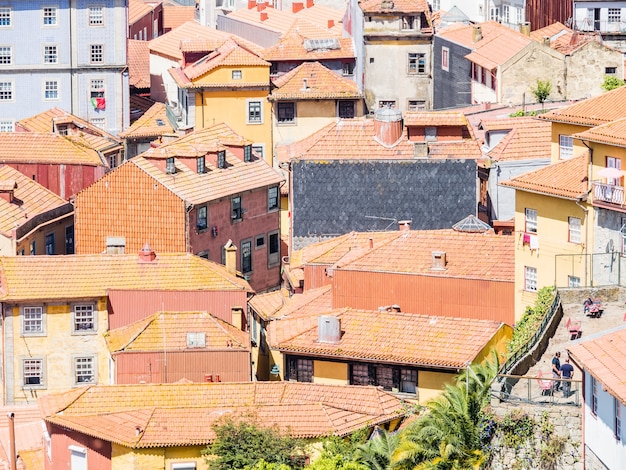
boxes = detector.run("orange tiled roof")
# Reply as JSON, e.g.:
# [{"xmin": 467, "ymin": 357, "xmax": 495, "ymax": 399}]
[
  {"xmin": 276, "ymin": 308, "xmax": 511, "ymax": 369},
  {"xmin": 530, "ymin": 22, "xmax": 600, "ymax": 55},
  {"xmin": 119, "ymin": 102, "xmax": 176, "ymax": 139},
  {"xmin": 500, "ymin": 152, "xmax": 588, "ymax": 199},
  {"xmin": 295, "ymin": 4, "xmax": 345, "ymax": 34},
  {"xmin": 483, "ymin": 117, "xmax": 551, "ymax": 161},
  {"xmin": 276, "ymin": 118, "xmax": 482, "ymax": 162},
  {"xmin": 439, "ymin": 21, "xmax": 531, "ymax": 70},
  {"xmin": 538, "ymin": 86, "xmax": 626, "ymax": 127},
  {"xmin": 271, "ymin": 285, "xmax": 332, "ymax": 320},
  {"xmin": 0, "ymin": 253, "xmax": 251, "ymax": 301},
  {"xmin": 269, "ymin": 61, "xmax": 362, "ymax": 101},
  {"xmin": 128, "ymin": 0, "xmax": 154, "ymax": 24},
  {"xmin": 0, "ymin": 405, "xmax": 43, "ymax": 468},
  {"xmin": 39, "ymin": 382, "xmax": 407, "ymax": 445},
  {"xmin": 263, "ymin": 20, "xmax": 354, "ymax": 61},
  {"xmin": 339, "ymin": 229, "xmax": 514, "ymax": 281},
  {"xmin": 404, "ymin": 111, "xmax": 469, "ymax": 127},
  {"xmin": 568, "ymin": 326, "xmax": 626, "ymax": 404},
  {"xmin": 17, "ymin": 448, "xmax": 44, "ymax": 470},
  {"xmin": 0, "ymin": 133, "xmax": 107, "ymax": 167},
  {"xmin": 249, "ymin": 289, "xmax": 288, "ymax": 320},
  {"xmin": 572, "ymin": 115, "xmax": 626, "ymax": 147},
  {"xmin": 0, "ymin": 165, "xmax": 70, "ymax": 237},
  {"xmin": 106, "ymin": 311, "xmax": 249, "ymax": 353},
  {"xmin": 129, "ymin": 95, "xmax": 156, "ymax": 123},
  {"xmin": 128, "ymin": 39, "xmax": 151, "ymax": 89},
  {"xmin": 530, "ymin": 22, "xmax": 569, "ymax": 42},
  {"xmin": 360, "ymin": 0, "xmax": 430, "ymax": 14},
  {"xmin": 163, "ymin": 5, "xmax": 196, "ymax": 30},
  {"xmin": 130, "ymin": 123, "xmax": 283, "ymax": 204}
]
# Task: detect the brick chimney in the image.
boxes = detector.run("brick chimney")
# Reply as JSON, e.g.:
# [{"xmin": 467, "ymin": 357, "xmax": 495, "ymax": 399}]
[
  {"xmin": 257, "ymin": 2, "xmax": 266, "ymax": 11},
  {"xmin": 328, "ymin": 19, "xmax": 334, "ymax": 28},
  {"xmin": 138, "ymin": 242, "xmax": 157, "ymax": 262},
  {"xmin": 0, "ymin": 180, "xmax": 16, "ymax": 203},
  {"xmin": 260, "ymin": 11, "xmax": 268, "ymax": 20},
  {"xmin": 247, "ymin": 0, "xmax": 255, "ymax": 8},
  {"xmin": 398, "ymin": 220, "xmax": 411, "ymax": 231},
  {"xmin": 292, "ymin": 2, "xmax": 304, "ymax": 13},
  {"xmin": 472, "ymin": 25, "xmax": 482, "ymax": 43},
  {"xmin": 306, "ymin": 0, "xmax": 314, "ymax": 7},
  {"xmin": 224, "ymin": 239, "xmax": 237, "ymax": 274},
  {"xmin": 373, "ymin": 107, "xmax": 403, "ymax": 147}
]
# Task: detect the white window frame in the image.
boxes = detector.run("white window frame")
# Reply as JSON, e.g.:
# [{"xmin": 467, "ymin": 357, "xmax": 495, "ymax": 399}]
[
  {"xmin": 568, "ymin": 217, "xmax": 581, "ymax": 244},
  {"xmin": 90, "ymin": 44, "xmax": 104, "ymax": 64},
  {"xmin": 252, "ymin": 144, "xmax": 265, "ymax": 160},
  {"xmin": 408, "ymin": 100, "xmax": 425, "ymax": 111},
  {"xmin": 0, "ymin": 46, "xmax": 12, "ymax": 65},
  {"xmin": 90, "ymin": 117, "xmax": 105, "ymax": 130},
  {"xmin": 22, "ymin": 358, "xmax": 45, "ymax": 388},
  {"xmin": 42, "ymin": 5, "xmax": 58, "ymax": 26},
  {"xmin": 90, "ymin": 79, "xmax": 104, "ymax": 98},
  {"xmin": 441, "ymin": 46, "xmax": 449, "ymax": 71},
  {"xmin": 22, "ymin": 306, "xmax": 46, "ymax": 336},
  {"xmin": 0, "ymin": 6, "xmax": 12, "ymax": 27},
  {"xmin": 408, "ymin": 52, "xmax": 425, "ymax": 74},
  {"xmin": 489, "ymin": 7, "xmax": 500, "ymax": 21},
  {"xmin": 89, "ymin": 6, "xmax": 104, "ymax": 26},
  {"xmin": 559, "ymin": 135, "xmax": 573, "ymax": 160},
  {"xmin": 43, "ymin": 45, "xmax": 58, "ymax": 64},
  {"xmin": 73, "ymin": 356, "xmax": 96, "ymax": 385},
  {"xmin": 232, "ymin": 70, "xmax": 242, "ymax": 80},
  {"xmin": 171, "ymin": 463, "xmax": 197, "ymax": 470},
  {"xmin": 72, "ymin": 304, "xmax": 97, "ymax": 334},
  {"xmin": 502, "ymin": 5, "xmax": 510, "ymax": 23},
  {"xmin": 525, "ymin": 208, "xmax": 537, "ymax": 234},
  {"xmin": 186, "ymin": 332, "xmax": 206, "ymax": 348},
  {"xmin": 524, "ymin": 266, "xmax": 537, "ymax": 292},
  {"xmin": 247, "ymin": 100, "xmax": 263, "ymax": 124},
  {"xmin": 516, "ymin": 7, "xmax": 524, "ymax": 24},
  {"xmin": 0, "ymin": 119, "xmax": 14, "ymax": 132},
  {"xmin": 44, "ymin": 80, "xmax": 59, "ymax": 100}
]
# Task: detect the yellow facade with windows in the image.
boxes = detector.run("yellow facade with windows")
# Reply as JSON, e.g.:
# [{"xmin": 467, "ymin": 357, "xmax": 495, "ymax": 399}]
[
  {"xmin": 6, "ymin": 297, "xmax": 109, "ymax": 405},
  {"xmin": 112, "ymin": 444, "xmax": 208, "ymax": 470},
  {"xmin": 549, "ymin": 122, "xmax": 592, "ymax": 162},
  {"xmin": 192, "ymin": 65, "xmax": 272, "ymax": 165}
]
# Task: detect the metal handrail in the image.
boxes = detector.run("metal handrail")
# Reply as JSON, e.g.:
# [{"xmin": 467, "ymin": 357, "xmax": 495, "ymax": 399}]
[{"xmin": 498, "ymin": 291, "xmax": 560, "ymax": 380}]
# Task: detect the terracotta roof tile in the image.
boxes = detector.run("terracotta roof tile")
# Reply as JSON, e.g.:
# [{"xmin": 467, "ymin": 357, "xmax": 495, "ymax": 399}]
[
  {"xmin": 530, "ymin": 22, "xmax": 601, "ymax": 54},
  {"xmin": 404, "ymin": 111, "xmax": 469, "ymax": 127},
  {"xmin": 538, "ymin": 86, "xmax": 626, "ymax": 127},
  {"xmin": 360, "ymin": 0, "xmax": 430, "ymax": 14},
  {"xmin": 0, "ymin": 253, "xmax": 251, "ymax": 301},
  {"xmin": 500, "ymin": 153, "xmax": 589, "ymax": 199},
  {"xmin": 163, "ymin": 5, "xmax": 196, "ymax": 30},
  {"xmin": 128, "ymin": 39, "xmax": 151, "ymax": 89},
  {"xmin": 17, "ymin": 448, "xmax": 44, "ymax": 470},
  {"xmin": 272, "ymin": 285, "xmax": 332, "ymax": 320},
  {"xmin": 106, "ymin": 311, "xmax": 250, "ymax": 352},
  {"xmin": 269, "ymin": 61, "xmax": 362, "ymax": 100},
  {"xmin": 131, "ymin": 123, "xmax": 283, "ymax": 204},
  {"xmin": 0, "ymin": 405, "xmax": 42, "ymax": 468},
  {"xmin": 128, "ymin": 0, "xmax": 154, "ymax": 24},
  {"xmin": 0, "ymin": 165, "xmax": 70, "ymax": 236},
  {"xmin": 572, "ymin": 116, "xmax": 626, "ymax": 148},
  {"xmin": 248, "ymin": 289, "xmax": 288, "ymax": 320},
  {"xmin": 39, "ymin": 382, "xmax": 407, "ymax": 445},
  {"xmin": 0, "ymin": 133, "xmax": 107, "ymax": 167},
  {"xmin": 149, "ymin": 22, "xmax": 237, "ymax": 61},
  {"xmin": 483, "ymin": 117, "xmax": 551, "ymax": 161},
  {"xmin": 263, "ymin": 20, "xmax": 353, "ymax": 61},
  {"xmin": 276, "ymin": 118, "xmax": 482, "ymax": 161},
  {"xmin": 276, "ymin": 308, "xmax": 511, "ymax": 369},
  {"xmin": 568, "ymin": 326, "xmax": 626, "ymax": 404},
  {"xmin": 530, "ymin": 22, "xmax": 569, "ymax": 42},
  {"xmin": 119, "ymin": 102, "xmax": 176, "ymax": 139}
]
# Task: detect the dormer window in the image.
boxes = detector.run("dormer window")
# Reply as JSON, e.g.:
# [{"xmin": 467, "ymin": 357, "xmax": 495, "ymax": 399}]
[
  {"xmin": 166, "ymin": 157, "xmax": 175, "ymax": 174},
  {"xmin": 217, "ymin": 150, "xmax": 225, "ymax": 169},
  {"xmin": 402, "ymin": 16, "xmax": 416, "ymax": 30},
  {"xmin": 244, "ymin": 145, "xmax": 252, "ymax": 162},
  {"xmin": 197, "ymin": 156, "xmax": 205, "ymax": 174}
]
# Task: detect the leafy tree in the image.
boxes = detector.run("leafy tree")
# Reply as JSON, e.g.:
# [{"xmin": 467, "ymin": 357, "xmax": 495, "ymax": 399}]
[
  {"xmin": 202, "ymin": 416, "xmax": 305, "ymax": 470},
  {"xmin": 307, "ymin": 455, "xmax": 369, "ymax": 470},
  {"xmin": 530, "ymin": 79, "xmax": 552, "ymax": 109},
  {"xmin": 602, "ymin": 75, "xmax": 625, "ymax": 92},
  {"xmin": 250, "ymin": 461, "xmax": 293, "ymax": 470},
  {"xmin": 353, "ymin": 428, "xmax": 400, "ymax": 470}
]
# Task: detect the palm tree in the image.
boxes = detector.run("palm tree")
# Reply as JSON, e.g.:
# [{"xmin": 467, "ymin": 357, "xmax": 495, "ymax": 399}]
[{"xmin": 353, "ymin": 428, "xmax": 400, "ymax": 470}]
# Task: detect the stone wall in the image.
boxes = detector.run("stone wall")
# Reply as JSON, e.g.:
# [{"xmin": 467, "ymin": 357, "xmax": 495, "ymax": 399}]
[{"xmin": 487, "ymin": 402, "xmax": 583, "ymax": 470}]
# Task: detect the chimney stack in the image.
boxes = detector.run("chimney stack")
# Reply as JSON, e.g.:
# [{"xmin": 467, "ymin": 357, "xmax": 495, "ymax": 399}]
[
  {"xmin": 224, "ymin": 239, "xmax": 237, "ymax": 275},
  {"xmin": 328, "ymin": 19, "xmax": 334, "ymax": 28},
  {"xmin": 519, "ymin": 22, "xmax": 531, "ymax": 36},
  {"xmin": 368, "ymin": 237, "xmax": 373, "ymax": 249},
  {"xmin": 138, "ymin": 242, "xmax": 157, "ymax": 262},
  {"xmin": 373, "ymin": 107, "xmax": 403, "ymax": 147},
  {"xmin": 257, "ymin": 2, "xmax": 266, "ymax": 11},
  {"xmin": 0, "ymin": 180, "xmax": 16, "ymax": 203},
  {"xmin": 306, "ymin": 0, "xmax": 314, "ymax": 7},
  {"xmin": 398, "ymin": 220, "xmax": 411, "ymax": 231},
  {"xmin": 542, "ymin": 36, "xmax": 550, "ymax": 47},
  {"xmin": 260, "ymin": 11, "xmax": 268, "ymax": 20},
  {"xmin": 472, "ymin": 25, "xmax": 482, "ymax": 43},
  {"xmin": 292, "ymin": 2, "xmax": 304, "ymax": 13},
  {"xmin": 247, "ymin": 0, "xmax": 255, "ymax": 8}
]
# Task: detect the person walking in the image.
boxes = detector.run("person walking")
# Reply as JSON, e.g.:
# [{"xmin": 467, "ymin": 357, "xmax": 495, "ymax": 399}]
[
  {"xmin": 560, "ymin": 358, "xmax": 575, "ymax": 397},
  {"xmin": 552, "ymin": 351, "xmax": 561, "ymax": 392}
]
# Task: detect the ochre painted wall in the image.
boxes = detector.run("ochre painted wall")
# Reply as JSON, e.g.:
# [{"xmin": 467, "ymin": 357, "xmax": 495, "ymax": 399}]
[
  {"xmin": 418, "ymin": 370, "xmax": 456, "ymax": 404},
  {"xmin": 549, "ymin": 122, "xmax": 591, "ymax": 162},
  {"xmin": 313, "ymin": 360, "xmax": 348, "ymax": 386},
  {"xmin": 112, "ymin": 444, "xmax": 208, "ymax": 470}
]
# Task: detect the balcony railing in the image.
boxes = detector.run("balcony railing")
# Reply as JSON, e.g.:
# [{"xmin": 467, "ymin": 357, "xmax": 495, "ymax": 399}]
[
  {"xmin": 573, "ymin": 19, "xmax": 626, "ymax": 34},
  {"xmin": 593, "ymin": 181, "xmax": 625, "ymax": 206}
]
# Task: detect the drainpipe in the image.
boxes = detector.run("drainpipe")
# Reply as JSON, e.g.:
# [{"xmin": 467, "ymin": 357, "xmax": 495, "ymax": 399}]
[
  {"xmin": 576, "ymin": 197, "xmax": 589, "ymax": 287},
  {"xmin": 580, "ymin": 141, "xmax": 593, "ymax": 287},
  {"xmin": 8, "ymin": 412, "xmax": 16, "ymax": 470}
]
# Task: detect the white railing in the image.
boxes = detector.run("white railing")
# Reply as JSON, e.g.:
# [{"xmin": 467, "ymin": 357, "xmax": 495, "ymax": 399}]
[{"xmin": 593, "ymin": 182, "xmax": 625, "ymax": 205}]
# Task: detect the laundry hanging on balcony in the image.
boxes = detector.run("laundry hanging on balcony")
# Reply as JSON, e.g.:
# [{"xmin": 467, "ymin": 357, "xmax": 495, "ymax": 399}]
[{"xmin": 91, "ymin": 97, "xmax": 106, "ymax": 110}]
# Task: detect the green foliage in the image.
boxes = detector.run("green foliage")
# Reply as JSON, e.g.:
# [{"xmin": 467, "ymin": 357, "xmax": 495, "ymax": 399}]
[
  {"xmin": 249, "ymin": 461, "xmax": 293, "ymax": 470},
  {"xmin": 202, "ymin": 416, "xmax": 305, "ymax": 470},
  {"xmin": 530, "ymin": 79, "xmax": 552, "ymax": 107},
  {"xmin": 508, "ymin": 110, "xmax": 537, "ymax": 117},
  {"xmin": 506, "ymin": 286, "xmax": 555, "ymax": 356},
  {"xmin": 538, "ymin": 412, "xmax": 567, "ymax": 470},
  {"xmin": 601, "ymin": 75, "xmax": 625, "ymax": 92},
  {"xmin": 498, "ymin": 411, "xmax": 535, "ymax": 448},
  {"xmin": 353, "ymin": 428, "xmax": 400, "ymax": 470},
  {"xmin": 307, "ymin": 455, "xmax": 368, "ymax": 470}
]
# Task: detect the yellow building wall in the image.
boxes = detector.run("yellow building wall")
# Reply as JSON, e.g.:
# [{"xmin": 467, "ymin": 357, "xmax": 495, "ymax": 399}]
[
  {"xmin": 280, "ymin": 195, "xmax": 289, "ymax": 250},
  {"xmin": 112, "ymin": 444, "xmax": 208, "ymax": 470},
  {"xmin": 312, "ymin": 360, "xmax": 349, "ymax": 385},
  {"xmin": 193, "ymin": 66, "xmax": 272, "ymax": 165},
  {"xmin": 473, "ymin": 324, "xmax": 514, "ymax": 365},
  {"xmin": 16, "ymin": 218, "xmax": 74, "ymax": 256},
  {"xmin": 11, "ymin": 297, "xmax": 110, "ymax": 404},
  {"xmin": 514, "ymin": 191, "xmax": 590, "ymax": 320},
  {"xmin": 549, "ymin": 122, "xmax": 591, "ymax": 162},
  {"xmin": 588, "ymin": 142, "xmax": 626, "ymax": 176},
  {"xmin": 418, "ymin": 370, "xmax": 456, "ymax": 404}
]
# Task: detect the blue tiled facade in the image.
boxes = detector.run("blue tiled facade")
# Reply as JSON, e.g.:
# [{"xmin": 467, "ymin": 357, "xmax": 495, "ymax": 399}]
[{"xmin": 0, "ymin": 0, "xmax": 128, "ymax": 134}]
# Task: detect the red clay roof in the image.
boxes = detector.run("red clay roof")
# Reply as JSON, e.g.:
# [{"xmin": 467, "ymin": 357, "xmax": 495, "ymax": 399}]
[
  {"xmin": 276, "ymin": 308, "xmax": 511, "ymax": 369},
  {"xmin": 572, "ymin": 116, "xmax": 626, "ymax": 148},
  {"xmin": 128, "ymin": 39, "xmax": 151, "ymax": 89},
  {"xmin": 39, "ymin": 382, "xmax": 407, "ymax": 445},
  {"xmin": 128, "ymin": 0, "xmax": 154, "ymax": 24},
  {"xmin": 119, "ymin": 102, "xmax": 176, "ymax": 139},
  {"xmin": 483, "ymin": 117, "xmax": 552, "ymax": 161},
  {"xmin": 568, "ymin": 326, "xmax": 626, "ymax": 404},
  {"xmin": 538, "ymin": 86, "xmax": 626, "ymax": 127},
  {"xmin": 500, "ymin": 153, "xmax": 589, "ymax": 199},
  {"xmin": 276, "ymin": 118, "xmax": 482, "ymax": 162},
  {"xmin": 530, "ymin": 22, "xmax": 601, "ymax": 54},
  {"xmin": 403, "ymin": 111, "xmax": 469, "ymax": 127},
  {"xmin": 360, "ymin": 0, "xmax": 430, "ymax": 14},
  {"xmin": 269, "ymin": 61, "xmax": 362, "ymax": 100},
  {"xmin": 0, "ymin": 165, "xmax": 70, "ymax": 237},
  {"xmin": 0, "ymin": 253, "xmax": 251, "ymax": 301},
  {"xmin": 162, "ymin": 5, "xmax": 196, "ymax": 30},
  {"xmin": 0, "ymin": 405, "xmax": 42, "ymax": 468},
  {"xmin": 106, "ymin": 311, "xmax": 250, "ymax": 353}
]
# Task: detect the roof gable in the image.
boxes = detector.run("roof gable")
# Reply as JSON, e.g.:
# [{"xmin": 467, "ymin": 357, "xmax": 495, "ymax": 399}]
[
  {"xmin": 539, "ymin": 86, "xmax": 626, "ymax": 127},
  {"xmin": 118, "ymin": 102, "xmax": 176, "ymax": 139}
]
